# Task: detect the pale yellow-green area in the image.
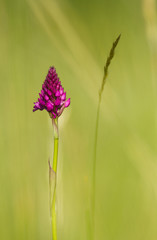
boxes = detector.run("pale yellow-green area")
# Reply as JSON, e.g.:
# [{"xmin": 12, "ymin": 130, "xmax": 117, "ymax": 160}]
[{"xmin": 0, "ymin": 0, "xmax": 157, "ymax": 239}]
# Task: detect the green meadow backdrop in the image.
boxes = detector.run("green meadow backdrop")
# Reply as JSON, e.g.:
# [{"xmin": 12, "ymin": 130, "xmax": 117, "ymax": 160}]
[{"xmin": 1, "ymin": 0, "xmax": 157, "ymax": 239}]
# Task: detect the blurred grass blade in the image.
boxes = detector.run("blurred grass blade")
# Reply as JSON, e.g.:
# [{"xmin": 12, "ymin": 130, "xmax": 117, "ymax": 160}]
[{"xmin": 91, "ymin": 34, "xmax": 121, "ymax": 239}]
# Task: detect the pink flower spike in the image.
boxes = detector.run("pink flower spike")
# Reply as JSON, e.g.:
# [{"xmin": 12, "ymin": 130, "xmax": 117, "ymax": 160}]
[{"xmin": 33, "ymin": 66, "xmax": 71, "ymax": 118}]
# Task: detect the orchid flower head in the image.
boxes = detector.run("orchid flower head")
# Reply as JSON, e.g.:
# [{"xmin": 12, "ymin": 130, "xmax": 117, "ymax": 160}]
[{"xmin": 33, "ymin": 66, "xmax": 70, "ymax": 118}]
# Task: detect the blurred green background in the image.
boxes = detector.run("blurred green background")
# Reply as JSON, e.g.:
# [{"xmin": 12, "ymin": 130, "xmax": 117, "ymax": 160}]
[{"xmin": 1, "ymin": 0, "xmax": 157, "ymax": 239}]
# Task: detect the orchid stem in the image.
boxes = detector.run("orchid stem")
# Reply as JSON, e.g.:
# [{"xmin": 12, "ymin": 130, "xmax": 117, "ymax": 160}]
[{"xmin": 52, "ymin": 118, "xmax": 59, "ymax": 240}]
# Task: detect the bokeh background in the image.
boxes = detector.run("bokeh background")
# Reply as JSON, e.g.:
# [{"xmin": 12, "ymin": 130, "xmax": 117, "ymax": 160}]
[{"xmin": 1, "ymin": 0, "xmax": 157, "ymax": 239}]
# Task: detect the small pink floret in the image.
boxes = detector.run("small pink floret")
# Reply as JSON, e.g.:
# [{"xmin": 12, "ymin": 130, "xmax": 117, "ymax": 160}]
[{"xmin": 64, "ymin": 98, "xmax": 70, "ymax": 108}]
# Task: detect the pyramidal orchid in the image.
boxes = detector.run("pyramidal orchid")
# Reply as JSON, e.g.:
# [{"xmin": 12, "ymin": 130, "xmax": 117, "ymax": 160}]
[
  {"xmin": 33, "ymin": 66, "xmax": 70, "ymax": 118},
  {"xmin": 33, "ymin": 66, "xmax": 70, "ymax": 240}
]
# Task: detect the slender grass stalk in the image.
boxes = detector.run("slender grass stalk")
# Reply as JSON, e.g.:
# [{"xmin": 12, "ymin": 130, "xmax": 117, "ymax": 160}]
[
  {"xmin": 91, "ymin": 35, "xmax": 121, "ymax": 239},
  {"xmin": 51, "ymin": 118, "xmax": 59, "ymax": 240},
  {"xmin": 91, "ymin": 95, "xmax": 101, "ymax": 237}
]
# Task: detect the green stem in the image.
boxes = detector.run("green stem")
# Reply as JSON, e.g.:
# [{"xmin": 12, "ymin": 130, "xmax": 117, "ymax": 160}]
[
  {"xmin": 52, "ymin": 118, "xmax": 59, "ymax": 240},
  {"xmin": 52, "ymin": 187, "xmax": 57, "ymax": 240},
  {"xmin": 91, "ymin": 95, "xmax": 101, "ymax": 239},
  {"xmin": 91, "ymin": 35, "xmax": 120, "ymax": 240}
]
